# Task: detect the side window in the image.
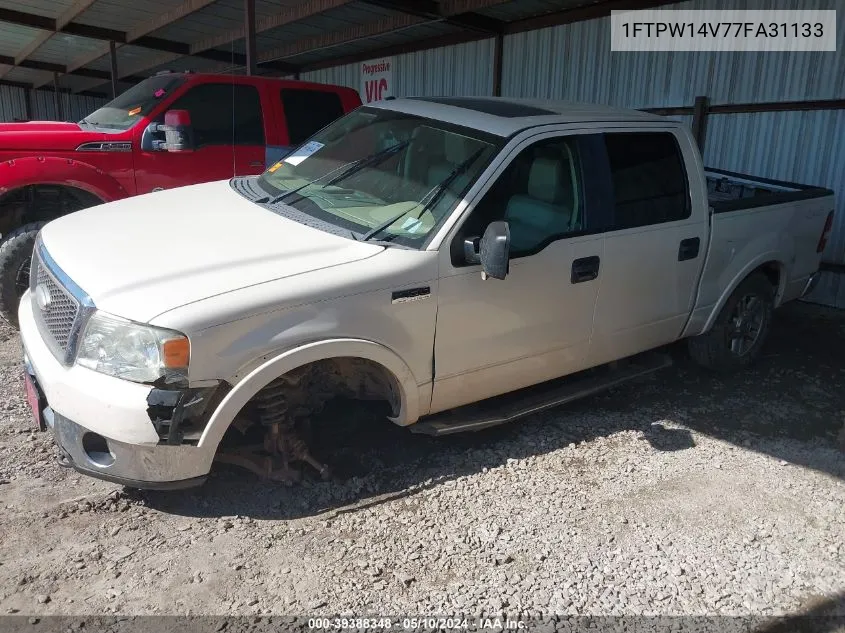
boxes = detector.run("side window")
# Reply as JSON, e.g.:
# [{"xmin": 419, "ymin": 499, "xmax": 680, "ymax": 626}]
[
  {"xmin": 167, "ymin": 83, "xmax": 264, "ymax": 147},
  {"xmin": 453, "ymin": 136, "xmax": 584, "ymax": 263},
  {"xmin": 603, "ymin": 132, "xmax": 690, "ymax": 229},
  {"xmin": 281, "ymin": 89, "xmax": 345, "ymax": 146}
]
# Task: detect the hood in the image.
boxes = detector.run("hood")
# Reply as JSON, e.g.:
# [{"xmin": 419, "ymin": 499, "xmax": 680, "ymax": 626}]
[
  {"xmin": 39, "ymin": 179, "xmax": 384, "ymax": 323},
  {"xmin": 0, "ymin": 121, "xmax": 118, "ymax": 152}
]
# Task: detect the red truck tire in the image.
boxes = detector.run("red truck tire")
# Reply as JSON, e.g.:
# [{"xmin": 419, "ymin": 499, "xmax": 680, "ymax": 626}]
[{"xmin": 0, "ymin": 222, "xmax": 45, "ymax": 328}]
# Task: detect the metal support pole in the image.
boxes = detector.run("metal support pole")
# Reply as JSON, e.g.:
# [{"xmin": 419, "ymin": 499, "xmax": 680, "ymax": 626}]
[
  {"xmin": 109, "ymin": 41, "xmax": 118, "ymax": 99},
  {"xmin": 244, "ymin": 0, "xmax": 257, "ymax": 76},
  {"xmin": 492, "ymin": 34, "xmax": 503, "ymax": 97},
  {"xmin": 691, "ymin": 95, "xmax": 710, "ymax": 154},
  {"xmin": 24, "ymin": 88, "xmax": 33, "ymax": 121},
  {"xmin": 52, "ymin": 72, "xmax": 63, "ymax": 121}
]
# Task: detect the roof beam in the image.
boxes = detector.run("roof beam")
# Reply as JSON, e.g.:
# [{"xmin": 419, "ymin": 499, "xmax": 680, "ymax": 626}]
[{"xmin": 356, "ymin": 0, "xmax": 504, "ymax": 33}]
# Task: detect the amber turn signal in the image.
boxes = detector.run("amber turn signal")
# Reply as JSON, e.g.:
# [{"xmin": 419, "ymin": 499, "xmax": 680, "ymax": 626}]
[{"xmin": 162, "ymin": 336, "xmax": 190, "ymax": 369}]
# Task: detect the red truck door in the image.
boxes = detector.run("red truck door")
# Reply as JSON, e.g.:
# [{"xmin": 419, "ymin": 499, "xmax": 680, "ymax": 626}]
[
  {"xmin": 134, "ymin": 80, "xmax": 267, "ymax": 195},
  {"xmin": 267, "ymin": 84, "xmax": 351, "ymax": 166}
]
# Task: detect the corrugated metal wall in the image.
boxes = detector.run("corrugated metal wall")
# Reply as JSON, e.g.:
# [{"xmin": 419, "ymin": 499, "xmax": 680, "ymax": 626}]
[
  {"xmin": 301, "ymin": 38, "xmax": 495, "ymax": 97},
  {"xmin": 499, "ymin": 0, "xmax": 845, "ymax": 305},
  {"xmin": 30, "ymin": 90, "xmax": 107, "ymax": 123},
  {"xmin": 0, "ymin": 85, "xmax": 107, "ymax": 123},
  {"xmin": 0, "ymin": 85, "xmax": 28, "ymax": 121}
]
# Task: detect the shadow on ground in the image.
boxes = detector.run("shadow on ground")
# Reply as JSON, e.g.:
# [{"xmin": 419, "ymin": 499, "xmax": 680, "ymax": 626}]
[{"xmin": 140, "ymin": 301, "xmax": 845, "ymax": 520}]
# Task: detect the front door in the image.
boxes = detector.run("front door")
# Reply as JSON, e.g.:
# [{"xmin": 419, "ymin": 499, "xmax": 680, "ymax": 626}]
[
  {"xmin": 431, "ymin": 131, "xmax": 605, "ymax": 414},
  {"xmin": 134, "ymin": 81, "xmax": 267, "ymax": 195}
]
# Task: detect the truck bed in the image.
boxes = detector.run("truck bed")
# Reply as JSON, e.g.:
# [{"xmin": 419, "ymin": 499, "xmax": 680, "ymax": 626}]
[{"xmin": 706, "ymin": 167, "xmax": 834, "ymax": 213}]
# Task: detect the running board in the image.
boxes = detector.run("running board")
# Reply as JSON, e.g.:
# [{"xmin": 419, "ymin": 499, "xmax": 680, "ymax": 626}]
[{"xmin": 411, "ymin": 351, "xmax": 672, "ymax": 436}]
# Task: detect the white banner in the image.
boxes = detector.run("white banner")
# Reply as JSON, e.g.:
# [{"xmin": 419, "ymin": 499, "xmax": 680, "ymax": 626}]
[
  {"xmin": 610, "ymin": 9, "xmax": 837, "ymax": 51},
  {"xmin": 360, "ymin": 58, "xmax": 393, "ymax": 104}
]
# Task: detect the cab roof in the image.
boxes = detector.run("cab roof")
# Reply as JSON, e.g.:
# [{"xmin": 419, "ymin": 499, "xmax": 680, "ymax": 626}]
[{"xmin": 368, "ymin": 96, "xmax": 672, "ymax": 137}]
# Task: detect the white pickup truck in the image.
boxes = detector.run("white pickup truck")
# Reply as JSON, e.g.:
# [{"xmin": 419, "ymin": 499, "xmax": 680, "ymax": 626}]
[{"xmin": 18, "ymin": 97, "xmax": 835, "ymax": 489}]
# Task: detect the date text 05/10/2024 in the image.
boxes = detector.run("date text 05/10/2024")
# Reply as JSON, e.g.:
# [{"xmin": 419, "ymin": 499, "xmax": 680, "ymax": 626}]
[{"xmin": 307, "ymin": 617, "xmax": 527, "ymax": 630}]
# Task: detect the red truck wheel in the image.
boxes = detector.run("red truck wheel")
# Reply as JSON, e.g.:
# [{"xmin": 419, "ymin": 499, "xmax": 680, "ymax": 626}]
[{"xmin": 0, "ymin": 222, "xmax": 45, "ymax": 329}]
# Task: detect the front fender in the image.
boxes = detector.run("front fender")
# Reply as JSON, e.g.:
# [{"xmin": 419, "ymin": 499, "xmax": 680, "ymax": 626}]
[
  {"xmin": 197, "ymin": 338, "xmax": 421, "ymax": 454},
  {"xmin": 0, "ymin": 156, "xmax": 128, "ymax": 202}
]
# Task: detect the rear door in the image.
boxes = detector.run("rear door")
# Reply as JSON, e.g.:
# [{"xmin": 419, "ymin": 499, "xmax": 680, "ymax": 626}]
[
  {"xmin": 134, "ymin": 81, "xmax": 267, "ymax": 194},
  {"xmin": 585, "ymin": 128, "xmax": 708, "ymax": 367}
]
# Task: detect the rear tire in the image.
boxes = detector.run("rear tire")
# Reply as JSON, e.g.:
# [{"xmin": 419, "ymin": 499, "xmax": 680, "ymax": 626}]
[
  {"xmin": 687, "ymin": 272, "xmax": 774, "ymax": 372},
  {"xmin": 0, "ymin": 222, "xmax": 45, "ymax": 329}
]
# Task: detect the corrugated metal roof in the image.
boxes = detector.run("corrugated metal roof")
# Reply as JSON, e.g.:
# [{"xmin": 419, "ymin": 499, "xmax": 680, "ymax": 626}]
[
  {"xmin": 222, "ymin": 2, "xmax": 416, "ymax": 56},
  {"xmin": 0, "ymin": 22, "xmax": 44, "ymax": 58},
  {"xmin": 150, "ymin": 0, "xmax": 251, "ymax": 44},
  {"xmin": 0, "ymin": 0, "xmax": 76, "ymax": 19},
  {"xmin": 74, "ymin": 0, "xmax": 183, "ymax": 33},
  {"xmin": 2, "ymin": 65, "xmax": 55, "ymax": 86},
  {"xmin": 280, "ymin": 20, "xmax": 455, "ymax": 64},
  {"xmin": 478, "ymin": 0, "xmax": 579, "ymax": 21},
  {"xmin": 28, "ymin": 33, "xmax": 104, "ymax": 66}
]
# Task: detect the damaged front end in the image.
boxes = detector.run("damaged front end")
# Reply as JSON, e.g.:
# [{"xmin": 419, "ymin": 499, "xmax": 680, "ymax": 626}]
[{"xmin": 146, "ymin": 384, "xmax": 229, "ymax": 446}]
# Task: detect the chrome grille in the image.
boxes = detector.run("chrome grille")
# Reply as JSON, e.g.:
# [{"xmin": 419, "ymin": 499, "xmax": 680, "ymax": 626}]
[{"xmin": 31, "ymin": 246, "xmax": 83, "ymax": 363}]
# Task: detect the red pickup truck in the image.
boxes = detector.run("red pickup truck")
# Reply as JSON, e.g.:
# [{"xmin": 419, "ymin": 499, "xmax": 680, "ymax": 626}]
[{"xmin": 0, "ymin": 71, "xmax": 361, "ymax": 326}]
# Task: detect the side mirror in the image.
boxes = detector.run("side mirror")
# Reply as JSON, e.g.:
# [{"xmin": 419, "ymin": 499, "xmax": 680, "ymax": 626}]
[
  {"xmin": 148, "ymin": 109, "xmax": 194, "ymax": 152},
  {"xmin": 479, "ymin": 221, "xmax": 510, "ymax": 280}
]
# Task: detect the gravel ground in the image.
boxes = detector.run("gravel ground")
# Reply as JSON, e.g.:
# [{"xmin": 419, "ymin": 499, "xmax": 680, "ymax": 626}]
[{"xmin": 0, "ymin": 301, "xmax": 844, "ymax": 628}]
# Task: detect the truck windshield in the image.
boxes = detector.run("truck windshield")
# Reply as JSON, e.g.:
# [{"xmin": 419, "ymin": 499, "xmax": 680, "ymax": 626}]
[
  {"xmin": 80, "ymin": 75, "xmax": 187, "ymax": 131},
  {"xmin": 256, "ymin": 107, "xmax": 502, "ymax": 248}
]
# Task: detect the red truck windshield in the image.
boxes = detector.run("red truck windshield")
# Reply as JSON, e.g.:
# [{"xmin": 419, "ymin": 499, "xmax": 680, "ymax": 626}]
[{"xmin": 80, "ymin": 75, "xmax": 187, "ymax": 131}]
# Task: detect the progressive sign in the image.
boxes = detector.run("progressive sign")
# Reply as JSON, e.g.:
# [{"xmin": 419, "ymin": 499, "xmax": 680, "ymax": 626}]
[{"xmin": 360, "ymin": 58, "xmax": 393, "ymax": 103}]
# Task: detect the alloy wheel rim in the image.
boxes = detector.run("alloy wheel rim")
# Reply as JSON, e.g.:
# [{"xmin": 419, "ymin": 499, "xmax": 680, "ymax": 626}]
[{"xmin": 728, "ymin": 294, "xmax": 765, "ymax": 356}]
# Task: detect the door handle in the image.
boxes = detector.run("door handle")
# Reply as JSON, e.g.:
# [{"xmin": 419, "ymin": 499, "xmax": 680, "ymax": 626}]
[
  {"xmin": 571, "ymin": 256, "xmax": 600, "ymax": 284},
  {"xmin": 678, "ymin": 237, "xmax": 701, "ymax": 261},
  {"xmin": 249, "ymin": 161, "xmax": 264, "ymax": 167}
]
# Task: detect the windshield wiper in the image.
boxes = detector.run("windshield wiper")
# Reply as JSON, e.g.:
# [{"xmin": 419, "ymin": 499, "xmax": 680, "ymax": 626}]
[
  {"xmin": 322, "ymin": 140, "xmax": 410, "ymax": 188},
  {"xmin": 361, "ymin": 148, "xmax": 485, "ymax": 242},
  {"xmin": 263, "ymin": 141, "xmax": 410, "ymax": 206}
]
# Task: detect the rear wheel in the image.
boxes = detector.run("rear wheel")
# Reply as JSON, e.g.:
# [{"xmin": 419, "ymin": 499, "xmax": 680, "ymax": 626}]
[
  {"xmin": 0, "ymin": 222, "xmax": 45, "ymax": 329},
  {"xmin": 687, "ymin": 272, "xmax": 774, "ymax": 372}
]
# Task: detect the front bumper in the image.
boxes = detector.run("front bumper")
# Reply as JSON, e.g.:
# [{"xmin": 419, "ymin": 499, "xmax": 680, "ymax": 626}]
[
  {"xmin": 19, "ymin": 291, "xmax": 212, "ymax": 489},
  {"xmin": 44, "ymin": 407, "xmax": 207, "ymax": 490}
]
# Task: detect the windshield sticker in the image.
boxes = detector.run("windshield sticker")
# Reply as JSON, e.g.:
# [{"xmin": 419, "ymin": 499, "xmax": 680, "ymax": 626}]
[
  {"xmin": 154, "ymin": 88, "xmax": 166, "ymax": 98},
  {"xmin": 128, "ymin": 107, "xmax": 142, "ymax": 117},
  {"xmin": 400, "ymin": 217, "xmax": 424, "ymax": 233},
  {"xmin": 283, "ymin": 141, "xmax": 325, "ymax": 166}
]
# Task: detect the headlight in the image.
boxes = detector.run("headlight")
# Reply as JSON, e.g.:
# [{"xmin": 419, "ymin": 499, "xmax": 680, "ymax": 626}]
[{"xmin": 76, "ymin": 311, "xmax": 190, "ymax": 385}]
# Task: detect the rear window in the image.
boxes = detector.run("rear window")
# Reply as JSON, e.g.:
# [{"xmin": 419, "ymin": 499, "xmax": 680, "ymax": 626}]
[
  {"xmin": 604, "ymin": 132, "xmax": 690, "ymax": 229},
  {"xmin": 281, "ymin": 89, "xmax": 345, "ymax": 146}
]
